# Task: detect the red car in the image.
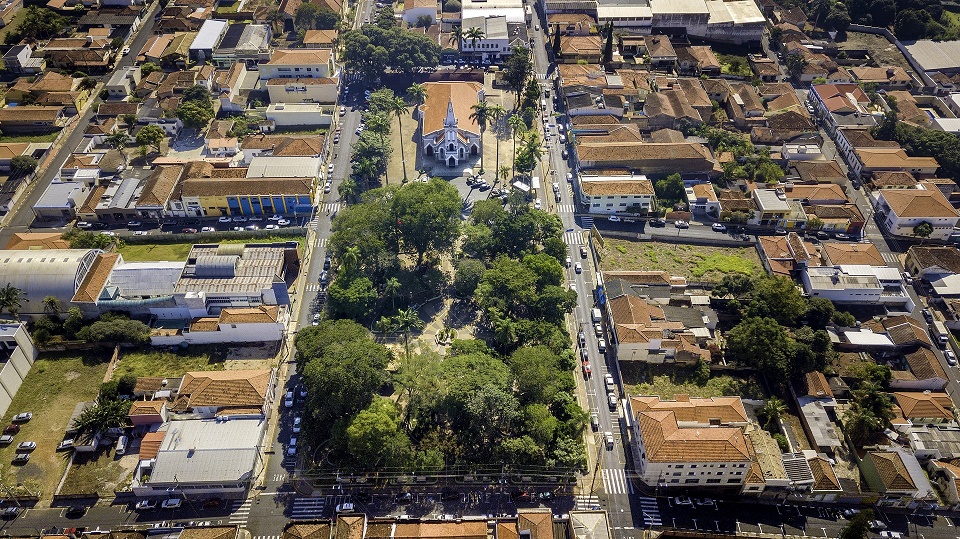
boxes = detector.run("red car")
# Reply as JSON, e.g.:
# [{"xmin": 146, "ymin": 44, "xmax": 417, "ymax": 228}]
[
  {"xmin": 582, "ymin": 360, "xmax": 591, "ymax": 377},
  {"xmin": 182, "ymin": 228, "xmax": 198, "ymax": 234},
  {"xmin": 3, "ymin": 424, "xmax": 19, "ymax": 435}
]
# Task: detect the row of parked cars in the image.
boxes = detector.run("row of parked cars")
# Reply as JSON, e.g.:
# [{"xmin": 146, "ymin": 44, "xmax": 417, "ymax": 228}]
[{"xmin": 0, "ymin": 413, "xmax": 34, "ymax": 464}]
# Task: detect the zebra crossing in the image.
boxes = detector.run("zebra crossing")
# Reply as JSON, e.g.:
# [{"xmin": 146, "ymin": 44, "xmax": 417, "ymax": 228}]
[
  {"xmin": 882, "ymin": 252, "xmax": 901, "ymax": 267},
  {"xmin": 273, "ymin": 472, "xmax": 287, "ymax": 482},
  {"xmin": 536, "ymin": 73, "xmax": 548, "ymax": 80},
  {"xmin": 558, "ymin": 204, "xmax": 575, "ymax": 213},
  {"xmin": 315, "ymin": 237, "xmax": 328, "ymax": 248},
  {"xmin": 305, "ymin": 283, "xmax": 323, "ymax": 292},
  {"xmin": 290, "ymin": 497, "xmax": 327, "ymax": 519},
  {"xmin": 575, "ymin": 495, "xmax": 601, "ymax": 511},
  {"xmin": 581, "ymin": 216, "xmax": 594, "ymax": 229},
  {"xmin": 601, "ymin": 468, "xmax": 634, "ymax": 495},
  {"xmin": 255, "ymin": 535, "xmax": 281, "ymax": 539},
  {"xmin": 564, "ymin": 231, "xmax": 583, "ymax": 245},
  {"xmin": 637, "ymin": 496, "xmax": 663, "ymax": 526},
  {"xmin": 320, "ymin": 202, "xmax": 342, "ymax": 213},
  {"xmin": 228, "ymin": 499, "xmax": 252, "ymax": 525}
]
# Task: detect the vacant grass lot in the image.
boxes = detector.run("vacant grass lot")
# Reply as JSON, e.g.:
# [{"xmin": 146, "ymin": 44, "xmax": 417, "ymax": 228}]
[
  {"xmin": 59, "ymin": 447, "xmax": 136, "ymax": 496},
  {"xmin": 112, "ymin": 347, "xmax": 228, "ymax": 379},
  {"xmin": 118, "ymin": 236, "xmax": 304, "ymax": 262},
  {"xmin": 602, "ymin": 240, "xmax": 763, "ymax": 282},
  {"xmin": 0, "ymin": 353, "xmax": 109, "ymax": 500},
  {"xmin": 622, "ymin": 364, "xmax": 766, "ymax": 400},
  {"xmin": 837, "ymin": 32, "xmax": 912, "ymax": 71}
]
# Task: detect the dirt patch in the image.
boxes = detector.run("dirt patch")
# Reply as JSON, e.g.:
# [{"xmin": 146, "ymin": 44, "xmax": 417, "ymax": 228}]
[
  {"xmin": 600, "ymin": 239, "xmax": 764, "ymax": 282},
  {"xmin": 59, "ymin": 448, "xmax": 138, "ymax": 496},
  {"xmin": 837, "ymin": 32, "xmax": 912, "ymax": 71}
]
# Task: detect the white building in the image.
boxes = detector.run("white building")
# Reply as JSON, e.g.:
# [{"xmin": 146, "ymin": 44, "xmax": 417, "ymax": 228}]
[
  {"xmin": 460, "ymin": 16, "xmax": 520, "ymax": 63},
  {"xmin": 801, "ymin": 265, "xmax": 915, "ymax": 312},
  {"xmin": 105, "ymin": 66, "xmax": 141, "ymax": 99},
  {"xmin": 419, "ymin": 82, "xmax": 482, "ymax": 168},
  {"xmin": 0, "ymin": 324, "xmax": 38, "ymax": 418},
  {"xmin": 266, "ymin": 77, "xmax": 339, "ymax": 104},
  {"xmin": 189, "ymin": 19, "xmax": 229, "ymax": 64},
  {"xmin": 685, "ymin": 182, "xmax": 720, "ymax": 215},
  {"xmin": 259, "ymin": 49, "xmax": 334, "ymax": 81},
  {"xmin": 461, "ymin": 0, "xmax": 525, "ymax": 23},
  {"xmin": 629, "ymin": 395, "xmax": 762, "ymax": 493},
  {"xmin": 265, "ymin": 102, "xmax": 331, "ymax": 127},
  {"xmin": 578, "ymin": 174, "xmax": 656, "ymax": 215},
  {"xmin": 150, "ymin": 305, "xmax": 287, "ymax": 346},
  {"xmin": 32, "ymin": 181, "xmax": 91, "ymax": 220},
  {"xmin": 875, "ymin": 186, "xmax": 960, "ymax": 241}
]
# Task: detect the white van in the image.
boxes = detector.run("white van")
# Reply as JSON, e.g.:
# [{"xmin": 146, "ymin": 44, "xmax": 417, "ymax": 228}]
[
  {"xmin": 116, "ymin": 435, "xmax": 128, "ymax": 455},
  {"xmin": 591, "ymin": 308, "xmax": 602, "ymax": 323}
]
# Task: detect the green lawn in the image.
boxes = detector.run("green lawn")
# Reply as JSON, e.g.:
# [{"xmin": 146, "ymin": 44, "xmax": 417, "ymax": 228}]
[
  {"xmin": 119, "ymin": 236, "xmax": 305, "ymax": 262},
  {"xmin": 716, "ymin": 53, "xmax": 753, "ymax": 77},
  {"xmin": 0, "ymin": 8, "xmax": 26, "ymax": 46},
  {"xmin": 59, "ymin": 447, "xmax": 133, "ymax": 496},
  {"xmin": 0, "ymin": 132, "xmax": 59, "ymax": 144},
  {"xmin": 0, "ymin": 352, "xmax": 109, "ymax": 500},
  {"xmin": 602, "ymin": 239, "xmax": 763, "ymax": 282},
  {"xmin": 112, "ymin": 346, "xmax": 227, "ymax": 379},
  {"xmin": 624, "ymin": 364, "xmax": 766, "ymax": 400}
]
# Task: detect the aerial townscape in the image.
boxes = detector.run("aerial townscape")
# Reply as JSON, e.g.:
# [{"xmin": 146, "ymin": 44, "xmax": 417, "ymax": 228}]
[{"xmin": 4, "ymin": 0, "xmax": 960, "ymax": 537}]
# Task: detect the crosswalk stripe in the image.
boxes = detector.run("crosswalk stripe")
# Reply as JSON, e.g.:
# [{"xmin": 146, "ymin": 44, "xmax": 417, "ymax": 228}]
[
  {"xmin": 255, "ymin": 535, "xmax": 281, "ymax": 539},
  {"xmin": 305, "ymin": 283, "xmax": 322, "ymax": 292},
  {"xmin": 581, "ymin": 217, "xmax": 594, "ymax": 229},
  {"xmin": 316, "ymin": 237, "xmax": 327, "ymax": 248},
  {"xmin": 574, "ymin": 495, "xmax": 600, "ymax": 511},
  {"xmin": 322, "ymin": 202, "xmax": 342, "ymax": 213},
  {"xmin": 564, "ymin": 231, "xmax": 583, "ymax": 245},
  {"xmin": 558, "ymin": 204, "xmax": 575, "ymax": 213},
  {"xmin": 637, "ymin": 496, "xmax": 662, "ymax": 525},
  {"xmin": 290, "ymin": 496, "xmax": 327, "ymax": 519},
  {"xmin": 882, "ymin": 252, "xmax": 900, "ymax": 267},
  {"xmin": 274, "ymin": 473, "xmax": 287, "ymax": 482},
  {"xmin": 536, "ymin": 73, "xmax": 547, "ymax": 80}
]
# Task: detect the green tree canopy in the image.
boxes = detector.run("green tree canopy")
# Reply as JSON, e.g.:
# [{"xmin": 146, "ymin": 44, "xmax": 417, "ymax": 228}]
[
  {"xmin": 390, "ymin": 178, "xmax": 461, "ymax": 265},
  {"xmin": 653, "ymin": 173, "xmax": 685, "ymax": 202},
  {"xmin": 135, "ymin": 125, "xmax": 165, "ymax": 154},
  {"xmin": 346, "ymin": 399, "xmax": 413, "ymax": 468}
]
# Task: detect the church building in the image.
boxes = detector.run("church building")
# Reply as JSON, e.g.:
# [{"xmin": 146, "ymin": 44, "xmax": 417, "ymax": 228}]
[{"xmin": 419, "ymin": 82, "xmax": 483, "ymax": 168}]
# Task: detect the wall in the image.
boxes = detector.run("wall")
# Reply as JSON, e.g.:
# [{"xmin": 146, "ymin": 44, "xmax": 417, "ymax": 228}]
[{"xmin": 0, "ymin": 325, "xmax": 37, "ymax": 418}]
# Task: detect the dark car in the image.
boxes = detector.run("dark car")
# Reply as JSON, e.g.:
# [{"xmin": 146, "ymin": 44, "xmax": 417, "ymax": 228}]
[
  {"xmin": 396, "ymin": 492, "xmax": 412, "ymax": 504},
  {"xmin": 649, "ymin": 218, "xmax": 666, "ymax": 227},
  {"xmin": 3, "ymin": 424, "xmax": 19, "ymax": 434},
  {"xmin": 923, "ymin": 309, "xmax": 934, "ymax": 323},
  {"xmin": 64, "ymin": 506, "xmax": 87, "ymax": 517},
  {"xmin": 323, "ymin": 255, "xmax": 331, "ymax": 270}
]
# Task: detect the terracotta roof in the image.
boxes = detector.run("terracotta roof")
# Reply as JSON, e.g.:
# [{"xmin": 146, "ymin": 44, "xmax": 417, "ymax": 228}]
[
  {"xmin": 803, "ymin": 371, "xmax": 833, "ymax": 398},
  {"xmin": 744, "ymin": 461, "xmax": 765, "ymax": 484},
  {"xmin": 907, "ymin": 246, "xmax": 960, "ymax": 274},
  {"xmin": 636, "ymin": 408, "xmax": 753, "ymax": 463},
  {"xmin": 862, "ymin": 315, "xmax": 932, "ymax": 347},
  {"xmin": 633, "ymin": 395, "xmax": 748, "ymax": 423},
  {"xmin": 180, "ymin": 177, "xmax": 312, "ymax": 197},
  {"xmin": 869, "ymin": 451, "xmax": 917, "ymax": 491},
  {"xmin": 267, "ymin": 49, "xmax": 331, "ymax": 65},
  {"xmin": 30, "ymin": 72, "xmax": 76, "ymax": 93},
  {"xmin": 128, "ymin": 400, "xmax": 165, "ymax": 416},
  {"xmin": 274, "ymin": 136, "xmax": 324, "ymax": 156},
  {"xmin": 134, "ymin": 376, "xmax": 166, "ymax": 393},
  {"xmin": 783, "ymin": 183, "xmax": 846, "ymax": 202},
  {"xmin": 72, "ymin": 253, "xmax": 120, "ymax": 303},
  {"xmin": 190, "ymin": 317, "xmax": 220, "ymax": 332},
  {"xmin": 3, "ymin": 232, "xmax": 70, "ymax": 250},
  {"xmin": 856, "ymin": 147, "xmax": 940, "ymax": 170},
  {"xmin": 393, "ymin": 521, "xmax": 489, "ymax": 539},
  {"xmin": 872, "ymin": 171, "xmax": 918, "ymax": 187},
  {"xmin": 283, "ymin": 522, "xmax": 331, "ymax": 539},
  {"xmin": 178, "ymin": 527, "xmax": 237, "ymax": 539},
  {"xmin": 219, "ymin": 305, "xmax": 280, "ymax": 324},
  {"xmin": 580, "ymin": 178, "xmax": 654, "ymax": 196},
  {"xmin": 496, "ymin": 523, "xmax": 520, "ymax": 539},
  {"xmin": 421, "ymin": 81, "xmax": 482, "ymax": 137},
  {"xmin": 137, "ymin": 165, "xmax": 183, "ymax": 208},
  {"xmin": 0, "ymin": 106, "xmax": 64, "ymax": 122},
  {"xmin": 822, "ymin": 242, "xmax": 884, "ymax": 266},
  {"xmin": 335, "ymin": 516, "xmax": 366, "ymax": 539},
  {"xmin": 880, "ymin": 188, "xmax": 957, "ymax": 219},
  {"xmin": 808, "ymin": 457, "xmax": 842, "ymax": 491},
  {"xmin": 894, "ymin": 391, "xmax": 955, "ymax": 420},
  {"xmin": 577, "ymin": 142, "xmax": 715, "ymax": 171},
  {"xmin": 560, "ymin": 35, "xmax": 601, "ymax": 56},
  {"xmin": 175, "ymin": 369, "xmax": 272, "ymax": 411},
  {"xmin": 850, "ymin": 66, "xmax": 912, "ymax": 84},
  {"xmin": 904, "ymin": 348, "xmax": 947, "ymax": 382},
  {"xmin": 139, "ymin": 431, "xmax": 166, "ymax": 460},
  {"xmin": 517, "ymin": 510, "xmax": 554, "ymax": 539}
]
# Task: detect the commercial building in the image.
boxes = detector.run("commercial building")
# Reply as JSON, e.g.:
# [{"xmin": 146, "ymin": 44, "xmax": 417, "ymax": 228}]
[
  {"xmin": 875, "ymin": 186, "xmax": 960, "ymax": 241},
  {"xmin": 801, "ymin": 265, "xmax": 914, "ymax": 313},
  {"xmin": 189, "ymin": 19, "xmax": 228, "ymax": 64},
  {"xmin": 578, "ymin": 174, "xmax": 656, "ymax": 215},
  {"xmin": 0, "ymin": 249, "xmax": 106, "ymax": 317},
  {"xmin": 260, "ymin": 49, "xmax": 335, "ymax": 80}
]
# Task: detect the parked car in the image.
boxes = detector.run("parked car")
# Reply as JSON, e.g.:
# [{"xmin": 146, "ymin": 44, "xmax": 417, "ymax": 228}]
[
  {"xmin": 12, "ymin": 413, "xmax": 31, "ymax": 423},
  {"xmin": 135, "ymin": 500, "xmax": 158, "ymax": 511},
  {"xmin": 574, "ymin": 262, "xmax": 583, "ymax": 274},
  {"xmin": 590, "ymin": 413, "xmax": 599, "ymax": 431},
  {"xmin": 284, "ymin": 391, "xmax": 295, "ymax": 408},
  {"xmin": 288, "ymin": 436, "xmax": 297, "ymax": 456},
  {"xmin": 923, "ymin": 309, "xmax": 934, "ymax": 323},
  {"xmin": 868, "ymin": 520, "xmax": 887, "ymax": 531},
  {"xmin": 835, "ymin": 233, "xmax": 850, "ymax": 240},
  {"xmin": 336, "ymin": 502, "xmax": 354, "ymax": 513},
  {"xmin": 3, "ymin": 424, "xmax": 18, "ymax": 434},
  {"xmin": 76, "ymin": 221, "xmax": 93, "ymax": 229},
  {"xmin": 565, "ymin": 256, "xmax": 572, "ymax": 268},
  {"xmin": 293, "ymin": 417, "xmax": 302, "ymax": 433},
  {"xmin": 879, "ymin": 532, "xmax": 902, "ymax": 539},
  {"xmin": 64, "ymin": 506, "xmax": 86, "ymax": 517},
  {"xmin": 16, "ymin": 441, "xmax": 35, "ymax": 451},
  {"xmin": 581, "ymin": 361, "xmax": 591, "ymax": 377},
  {"xmin": 1, "ymin": 506, "xmax": 19, "ymax": 518},
  {"xmin": 0, "ymin": 435, "xmax": 12, "ymax": 445},
  {"xmin": 244, "ymin": 225, "xmax": 259, "ymax": 231},
  {"xmin": 11, "ymin": 454, "xmax": 28, "ymax": 464},
  {"xmin": 650, "ymin": 218, "xmax": 666, "ymax": 227},
  {"xmin": 578, "ymin": 331, "xmax": 586, "ymax": 346},
  {"xmin": 673, "ymin": 496, "xmax": 694, "ymax": 506},
  {"xmin": 201, "ymin": 227, "xmax": 215, "ymax": 232},
  {"xmin": 597, "ymin": 338, "xmax": 606, "ymax": 352},
  {"xmin": 607, "ymin": 393, "xmax": 617, "ymax": 410},
  {"xmin": 608, "ymin": 215, "xmax": 621, "ymax": 222},
  {"xmin": 594, "ymin": 323, "xmax": 603, "ymax": 337},
  {"xmin": 232, "ymin": 216, "xmax": 247, "ymax": 222},
  {"xmin": 946, "ymin": 349, "xmax": 957, "ymax": 366},
  {"xmin": 277, "ymin": 219, "xmax": 291, "ymax": 226},
  {"xmin": 396, "ymin": 492, "xmax": 413, "ymax": 504},
  {"xmin": 161, "ymin": 499, "xmax": 182, "ymax": 509},
  {"xmin": 711, "ymin": 223, "xmax": 726, "ymax": 232},
  {"xmin": 219, "ymin": 216, "xmax": 232, "ymax": 223},
  {"xmin": 774, "ymin": 228, "xmax": 788, "ymax": 235},
  {"xmin": 57, "ymin": 439, "xmax": 74, "ymax": 451},
  {"xmin": 127, "ymin": 221, "xmax": 142, "ymax": 228},
  {"xmin": 695, "ymin": 498, "xmax": 716, "ymax": 507},
  {"xmin": 269, "ymin": 214, "xmax": 283, "ymax": 221},
  {"xmin": 182, "ymin": 228, "xmax": 198, "ymax": 234},
  {"xmin": 580, "ymin": 246, "xmax": 588, "ymax": 258},
  {"xmin": 674, "ymin": 220, "xmax": 689, "ymax": 229}
]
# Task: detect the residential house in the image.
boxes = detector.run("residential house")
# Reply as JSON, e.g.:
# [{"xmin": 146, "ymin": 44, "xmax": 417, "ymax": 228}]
[
  {"xmin": 189, "ymin": 19, "xmax": 228, "ymax": 64},
  {"xmin": 578, "ymin": 174, "xmax": 656, "ymax": 215},
  {"xmin": 904, "ymin": 246, "xmax": 960, "ymax": 280},
  {"xmin": 808, "ymin": 83, "xmax": 875, "ymax": 136},
  {"xmin": 927, "ymin": 460, "xmax": 960, "ymax": 506},
  {"xmin": 151, "ymin": 305, "xmax": 287, "ymax": 345},
  {"xmin": 0, "ymin": 143, "xmax": 49, "ymax": 173},
  {"xmin": 558, "ymin": 35, "xmax": 602, "ymax": 64},
  {"xmin": 266, "ymin": 77, "xmax": 338, "ymax": 105},
  {"xmin": 749, "ymin": 54, "xmax": 780, "ymax": 81},
  {"xmin": 211, "ymin": 23, "xmax": 271, "ymax": 68},
  {"xmin": 860, "ymin": 448, "xmax": 937, "ymax": 503},
  {"xmin": 214, "ymin": 62, "xmax": 249, "ymax": 113},
  {"xmin": 643, "ymin": 80, "xmax": 709, "ymax": 130},
  {"xmin": 849, "ymin": 147, "xmax": 940, "ymax": 178},
  {"xmin": 32, "ymin": 181, "xmax": 91, "ymax": 220},
  {"xmin": 789, "ymin": 160, "xmax": 846, "ymax": 185},
  {"xmin": 646, "ymin": 36, "xmax": 676, "ymax": 68},
  {"xmin": 576, "ymin": 142, "xmax": 718, "ymax": 179},
  {"xmin": 265, "ymin": 102, "xmax": 331, "ymax": 127},
  {"xmin": 301, "ymin": 29, "xmax": 338, "ymax": 50},
  {"xmin": 872, "ymin": 171, "xmax": 920, "ymax": 189},
  {"xmin": 178, "ymin": 177, "xmax": 313, "ymax": 217},
  {"xmin": 834, "ymin": 129, "xmax": 900, "ymax": 170},
  {"xmin": 806, "ymin": 204, "xmax": 865, "ymax": 236},
  {"xmin": 685, "ymin": 183, "xmax": 720, "ymax": 216},
  {"xmin": 260, "ymin": 49, "xmax": 334, "ymax": 80},
  {"xmin": 849, "ymin": 66, "xmax": 913, "ymax": 91},
  {"xmin": 859, "ymin": 315, "xmax": 933, "ymax": 350},
  {"xmin": 105, "ymin": 66, "xmax": 142, "ymax": 99},
  {"xmin": 419, "ymin": 82, "xmax": 482, "ymax": 168},
  {"xmin": 894, "ymin": 392, "xmax": 955, "ymax": 425},
  {"xmin": 161, "ymin": 32, "xmax": 196, "ymax": 69},
  {"xmin": 2, "ymin": 45, "xmax": 45, "ymax": 74},
  {"xmin": 0, "ymin": 106, "xmax": 66, "ymax": 135},
  {"xmin": 791, "ymin": 371, "xmax": 841, "ymax": 455},
  {"xmin": 548, "ymin": 13, "xmax": 595, "ymax": 35},
  {"xmin": 127, "ymin": 400, "xmax": 167, "ymax": 426},
  {"xmin": 134, "ymin": 165, "xmax": 185, "ymax": 219},
  {"xmin": 618, "ymin": 35, "xmax": 648, "ymax": 57},
  {"xmin": 725, "ymin": 82, "xmax": 765, "ymax": 130},
  {"xmin": 605, "ymin": 288, "xmax": 714, "ymax": 365},
  {"xmin": 875, "ymin": 185, "xmax": 959, "ymax": 241},
  {"xmin": 402, "ymin": 0, "xmax": 436, "ymax": 26},
  {"xmin": 138, "ymin": 34, "xmax": 173, "ymax": 64},
  {"xmin": 676, "ymin": 45, "xmax": 720, "ymax": 76},
  {"xmin": 801, "ymin": 264, "xmax": 914, "ymax": 313},
  {"xmin": 630, "ymin": 395, "xmax": 757, "ymax": 492},
  {"xmin": 892, "ymin": 348, "xmax": 948, "ymax": 391},
  {"xmin": 76, "ymin": 6, "xmax": 145, "ymax": 41}
]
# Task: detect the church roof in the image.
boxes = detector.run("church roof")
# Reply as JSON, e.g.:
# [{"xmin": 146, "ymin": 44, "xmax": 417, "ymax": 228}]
[{"xmin": 421, "ymin": 82, "xmax": 482, "ymax": 138}]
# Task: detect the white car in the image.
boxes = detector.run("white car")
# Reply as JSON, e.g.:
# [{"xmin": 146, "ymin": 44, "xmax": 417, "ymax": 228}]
[
  {"xmin": 76, "ymin": 221, "xmax": 93, "ymax": 229},
  {"xmin": 134, "ymin": 230, "xmax": 148, "ymax": 235},
  {"xmin": 122, "ymin": 47, "xmax": 130, "ymax": 56},
  {"xmin": 277, "ymin": 219, "xmax": 291, "ymax": 226},
  {"xmin": 336, "ymin": 502, "xmax": 355, "ymax": 513},
  {"xmin": 265, "ymin": 224, "xmax": 279, "ymax": 230},
  {"xmin": 269, "ymin": 214, "xmax": 283, "ymax": 221},
  {"xmin": 566, "ymin": 172, "xmax": 573, "ymax": 182},
  {"xmin": 219, "ymin": 216, "xmax": 232, "ymax": 223},
  {"xmin": 161, "ymin": 499, "xmax": 182, "ymax": 509},
  {"xmin": 99, "ymin": 231, "xmax": 116, "ymax": 236},
  {"xmin": 339, "ymin": 106, "xmax": 346, "ymax": 116},
  {"xmin": 135, "ymin": 500, "xmax": 157, "ymax": 511},
  {"xmin": 284, "ymin": 391, "xmax": 294, "ymax": 408},
  {"xmin": 712, "ymin": 223, "xmax": 727, "ymax": 232},
  {"xmin": 597, "ymin": 338, "xmax": 606, "ymax": 352},
  {"xmin": 201, "ymin": 226, "xmax": 215, "ymax": 232},
  {"xmin": 328, "ymin": 163, "xmax": 335, "ymax": 174},
  {"xmin": 608, "ymin": 215, "xmax": 621, "ymax": 222},
  {"xmin": 574, "ymin": 262, "xmax": 583, "ymax": 274},
  {"xmin": 534, "ymin": 199, "xmax": 542, "ymax": 209},
  {"xmin": 293, "ymin": 416, "xmax": 302, "ymax": 433}
]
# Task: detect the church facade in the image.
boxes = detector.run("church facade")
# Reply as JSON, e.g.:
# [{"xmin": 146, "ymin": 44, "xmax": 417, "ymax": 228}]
[{"xmin": 419, "ymin": 82, "xmax": 483, "ymax": 168}]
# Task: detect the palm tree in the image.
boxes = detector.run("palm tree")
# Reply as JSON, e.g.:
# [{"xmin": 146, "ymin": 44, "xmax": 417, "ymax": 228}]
[
  {"xmin": 507, "ymin": 114, "xmax": 526, "ymax": 180},
  {"xmin": 469, "ymin": 101, "xmax": 491, "ymax": 174},
  {"xmin": 266, "ymin": 8, "xmax": 285, "ymax": 34},
  {"xmin": 842, "ymin": 406, "xmax": 882, "ymax": 446},
  {"xmin": 384, "ymin": 277, "xmax": 402, "ymax": 311},
  {"xmin": 448, "ymin": 25, "xmax": 464, "ymax": 49},
  {"xmin": 375, "ymin": 315, "xmax": 393, "ymax": 341},
  {"xmin": 487, "ymin": 104, "xmax": 506, "ymax": 188},
  {"xmin": 0, "ymin": 284, "xmax": 23, "ymax": 320},
  {"xmin": 760, "ymin": 396, "xmax": 786, "ymax": 430},
  {"xmin": 342, "ymin": 246, "xmax": 361, "ymax": 275},
  {"xmin": 42, "ymin": 296, "xmax": 62, "ymax": 317},
  {"xmin": 388, "ymin": 96, "xmax": 410, "ymax": 182},
  {"xmin": 106, "ymin": 132, "xmax": 129, "ymax": 166},
  {"xmin": 407, "ymin": 83, "xmax": 427, "ymax": 109},
  {"xmin": 464, "ymin": 26, "xmax": 485, "ymax": 59},
  {"xmin": 392, "ymin": 307, "xmax": 424, "ymax": 361}
]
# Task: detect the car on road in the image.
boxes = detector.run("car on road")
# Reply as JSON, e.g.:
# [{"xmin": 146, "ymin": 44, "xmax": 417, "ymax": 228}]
[
  {"xmin": 868, "ymin": 520, "xmax": 887, "ymax": 531},
  {"xmin": 650, "ymin": 218, "xmax": 666, "ymax": 227},
  {"xmin": 312, "ymin": 313, "xmax": 320, "ymax": 326},
  {"xmin": 607, "ymin": 392, "xmax": 617, "ymax": 410},
  {"xmin": 293, "ymin": 416, "xmax": 301, "ymax": 433},
  {"xmin": 328, "ymin": 163, "xmax": 335, "ymax": 174},
  {"xmin": 64, "ymin": 506, "xmax": 86, "ymax": 517},
  {"xmin": 11, "ymin": 453, "xmax": 28, "ymax": 464},
  {"xmin": 269, "ymin": 214, "xmax": 283, "ymax": 221},
  {"xmin": 581, "ymin": 361, "xmax": 591, "ymax": 377},
  {"xmin": 284, "ymin": 391, "xmax": 295, "ymax": 408},
  {"xmin": 695, "ymin": 498, "xmax": 715, "ymax": 507},
  {"xmin": 816, "ymin": 231, "xmax": 830, "ymax": 239},
  {"xmin": 324, "ymin": 183, "xmax": 332, "ymax": 194},
  {"xmin": 879, "ymin": 532, "xmax": 902, "ymax": 539},
  {"xmin": 288, "ymin": 436, "xmax": 297, "ymax": 455},
  {"xmin": 324, "ymin": 255, "xmax": 332, "ymax": 270},
  {"xmin": 608, "ymin": 215, "xmax": 621, "ymax": 222},
  {"xmin": 902, "ymin": 271, "xmax": 913, "ymax": 285},
  {"xmin": 135, "ymin": 500, "xmax": 158, "ymax": 511},
  {"xmin": 774, "ymin": 228, "xmax": 788, "ymax": 235},
  {"xmin": 127, "ymin": 221, "xmax": 142, "ymax": 228},
  {"xmin": 923, "ymin": 309, "xmax": 934, "ymax": 323},
  {"xmin": 134, "ymin": 230, "xmax": 148, "ymax": 235},
  {"xmin": 232, "ymin": 216, "xmax": 247, "ymax": 222},
  {"xmin": 947, "ymin": 350, "xmax": 957, "ymax": 366},
  {"xmin": 16, "ymin": 442, "xmax": 35, "ymax": 451},
  {"xmin": 597, "ymin": 338, "xmax": 606, "ymax": 352},
  {"xmin": 244, "ymin": 225, "xmax": 259, "ymax": 231},
  {"xmin": 711, "ymin": 223, "xmax": 727, "ymax": 232},
  {"xmin": 264, "ymin": 224, "xmax": 279, "ymax": 230},
  {"xmin": 355, "ymin": 127, "xmax": 363, "ymax": 135},
  {"xmin": 835, "ymin": 233, "xmax": 850, "ymax": 240},
  {"xmin": 574, "ymin": 262, "xmax": 582, "ymax": 273},
  {"xmin": 122, "ymin": 47, "xmax": 130, "ymax": 55},
  {"xmin": 594, "ymin": 323, "xmax": 602, "ymax": 337},
  {"xmin": 277, "ymin": 219, "xmax": 291, "ymax": 226},
  {"xmin": 604, "ymin": 374, "xmax": 615, "ymax": 392},
  {"xmin": 182, "ymin": 228, "xmax": 198, "ymax": 234},
  {"xmin": 580, "ymin": 245, "xmax": 587, "ymax": 258},
  {"xmin": 161, "ymin": 499, "xmax": 182, "ymax": 509},
  {"xmin": 336, "ymin": 502, "xmax": 354, "ymax": 513},
  {"xmin": 233, "ymin": 226, "xmax": 244, "ymax": 231},
  {"xmin": 12, "ymin": 413, "xmax": 31, "ymax": 423},
  {"xmin": 674, "ymin": 220, "xmax": 689, "ymax": 229},
  {"xmin": 578, "ymin": 331, "xmax": 585, "ymax": 346},
  {"xmin": 604, "ymin": 432, "xmax": 614, "ymax": 450},
  {"xmin": 566, "ymin": 172, "xmax": 573, "ymax": 182},
  {"xmin": 339, "ymin": 106, "xmax": 346, "ymax": 116},
  {"xmin": 201, "ymin": 226, "xmax": 215, "ymax": 232},
  {"xmin": 76, "ymin": 221, "xmax": 93, "ymax": 229},
  {"xmin": 100, "ymin": 231, "xmax": 116, "ymax": 236},
  {"xmin": 561, "ymin": 149, "xmax": 569, "ymax": 159},
  {"xmin": 672, "ymin": 496, "xmax": 694, "ymax": 506},
  {"xmin": 565, "ymin": 256, "xmax": 572, "ymax": 268},
  {"xmin": 590, "ymin": 413, "xmax": 599, "ymax": 431},
  {"xmin": 320, "ymin": 270, "xmax": 329, "ymax": 283},
  {"xmin": 534, "ymin": 199, "xmax": 541, "ymax": 209},
  {"xmin": 218, "ymin": 216, "xmax": 232, "ymax": 223}
]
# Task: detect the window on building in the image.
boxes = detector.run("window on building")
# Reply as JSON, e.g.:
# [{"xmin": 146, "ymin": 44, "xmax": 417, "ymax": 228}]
[
  {"xmin": 684, "ymin": 479, "xmax": 699, "ymax": 484},
  {"xmin": 706, "ymin": 479, "xmax": 721, "ymax": 484}
]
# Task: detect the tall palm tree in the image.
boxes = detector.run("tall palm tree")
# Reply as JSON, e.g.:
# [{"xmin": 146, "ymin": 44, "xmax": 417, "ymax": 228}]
[
  {"xmin": 42, "ymin": 296, "xmax": 62, "ymax": 316},
  {"xmin": 376, "ymin": 315, "xmax": 393, "ymax": 342},
  {"xmin": 392, "ymin": 307, "xmax": 424, "ymax": 361},
  {"xmin": 760, "ymin": 396, "xmax": 786, "ymax": 430},
  {"xmin": 338, "ymin": 176, "xmax": 358, "ymax": 201},
  {"xmin": 407, "ymin": 83, "xmax": 427, "ymax": 109},
  {"xmin": 0, "ymin": 284, "xmax": 23, "ymax": 320},
  {"xmin": 469, "ymin": 101, "xmax": 491, "ymax": 174},
  {"xmin": 487, "ymin": 104, "xmax": 506, "ymax": 188},
  {"xmin": 388, "ymin": 96, "xmax": 410, "ymax": 182},
  {"xmin": 448, "ymin": 25, "xmax": 464, "ymax": 49},
  {"xmin": 342, "ymin": 246, "xmax": 361, "ymax": 275},
  {"xmin": 384, "ymin": 277, "xmax": 402, "ymax": 311},
  {"xmin": 464, "ymin": 26, "xmax": 485, "ymax": 59},
  {"xmin": 507, "ymin": 114, "xmax": 525, "ymax": 180}
]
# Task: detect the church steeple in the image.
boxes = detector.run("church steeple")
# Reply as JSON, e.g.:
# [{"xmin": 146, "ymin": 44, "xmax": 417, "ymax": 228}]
[{"xmin": 444, "ymin": 98, "xmax": 457, "ymax": 128}]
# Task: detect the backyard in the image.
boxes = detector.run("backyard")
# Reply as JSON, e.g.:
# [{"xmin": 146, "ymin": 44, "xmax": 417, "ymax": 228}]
[
  {"xmin": 111, "ymin": 346, "xmax": 228, "ymax": 379},
  {"xmin": 600, "ymin": 239, "xmax": 764, "ymax": 282},
  {"xmin": 0, "ymin": 352, "xmax": 109, "ymax": 501},
  {"xmin": 118, "ymin": 235, "xmax": 304, "ymax": 262},
  {"xmin": 837, "ymin": 32, "xmax": 912, "ymax": 71},
  {"xmin": 622, "ymin": 363, "xmax": 767, "ymax": 400}
]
